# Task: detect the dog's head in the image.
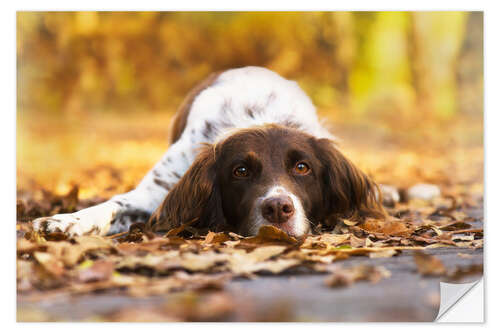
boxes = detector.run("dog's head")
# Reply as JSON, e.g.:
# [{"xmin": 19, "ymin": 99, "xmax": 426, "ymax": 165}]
[{"xmin": 148, "ymin": 125, "xmax": 385, "ymax": 237}]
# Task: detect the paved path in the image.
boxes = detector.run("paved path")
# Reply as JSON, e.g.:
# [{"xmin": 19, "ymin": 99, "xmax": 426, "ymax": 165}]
[{"xmin": 18, "ymin": 247, "xmax": 483, "ymax": 322}]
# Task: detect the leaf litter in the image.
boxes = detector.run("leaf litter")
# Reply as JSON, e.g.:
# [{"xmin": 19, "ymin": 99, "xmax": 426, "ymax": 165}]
[{"xmin": 17, "ymin": 181, "xmax": 483, "ymax": 301}]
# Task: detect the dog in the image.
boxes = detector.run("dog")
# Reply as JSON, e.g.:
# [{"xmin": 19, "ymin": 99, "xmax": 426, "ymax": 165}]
[{"xmin": 33, "ymin": 66, "xmax": 385, "ymax": 238}]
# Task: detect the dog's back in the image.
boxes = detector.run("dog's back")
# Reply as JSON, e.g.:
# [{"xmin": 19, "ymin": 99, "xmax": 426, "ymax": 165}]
[{"xmin": 169, "ymin": 66, "xmax": 333, "ymax": 147}]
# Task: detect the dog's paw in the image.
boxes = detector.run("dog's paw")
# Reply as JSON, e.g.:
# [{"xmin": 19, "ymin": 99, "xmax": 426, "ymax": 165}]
[
  {"xmin": 32, "ymin": 202, "xmax": 123, "ymax": 237},
  {"xmin": 32, "ymin": 214, "xmax": 89, "ymax": 236}
]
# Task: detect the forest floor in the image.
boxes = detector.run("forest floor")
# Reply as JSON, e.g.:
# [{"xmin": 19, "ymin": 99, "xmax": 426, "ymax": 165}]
[{"xmin": 16, "ymin": 111, "xmax": 483, "ymax": 322}]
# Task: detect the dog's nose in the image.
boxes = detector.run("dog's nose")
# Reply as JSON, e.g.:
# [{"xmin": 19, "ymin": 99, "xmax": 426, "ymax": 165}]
[{"xmin": 261, "ymin": 195, "xmax": 295, "ymax": 224}]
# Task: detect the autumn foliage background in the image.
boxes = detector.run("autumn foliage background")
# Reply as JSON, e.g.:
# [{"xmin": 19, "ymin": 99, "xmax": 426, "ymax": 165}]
[
  {"xmin": 16, "ymin": 12, "xmax": 484, "ymax": 322},
  {"xmin": 17, "ymin": 12, "xmax": 483, "ymax": 201}
]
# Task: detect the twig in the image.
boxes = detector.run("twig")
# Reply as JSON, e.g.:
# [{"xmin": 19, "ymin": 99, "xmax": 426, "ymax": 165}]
[
  {"xmin": 106, "ymin": 231, "xmax": 129, "ymax": 239},
  {"xmin": 448, "ymin": 228, "xmax": 483, "ymax": 235}
]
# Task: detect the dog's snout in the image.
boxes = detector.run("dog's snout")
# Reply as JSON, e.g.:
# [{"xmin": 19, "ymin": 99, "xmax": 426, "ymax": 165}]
[{"xmin": 261, "ymin": 195, "xmax": 295, "ymax": 224}]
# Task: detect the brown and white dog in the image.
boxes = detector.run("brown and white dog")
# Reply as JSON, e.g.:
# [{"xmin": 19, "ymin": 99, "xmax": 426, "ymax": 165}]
[{"xmin": 33, "ymin": 66, "xmax": 384, "ymax": 238}]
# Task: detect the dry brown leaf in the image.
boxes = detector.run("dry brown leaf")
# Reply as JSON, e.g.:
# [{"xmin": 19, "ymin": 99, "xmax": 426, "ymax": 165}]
[
  {"xmin": 228, "ymin": 258, "xmax": 300, "ymax": 275},
  {"xmin": 126, "ymin": 272, "xmax": 230, "ymax": 297},
  {"xmin": 47, "ymin": 241, "xmax": 84, "ymax": 267},
  {"xmin": 368, "ymin": 249, "xmax": 398, "ymax": 258},
  {"xmin": 411, "ymin": 235, "xmax": 456, "ymax": 246},
  {"xmin": 161, "ymin": 291, "xmax": 235, "ymax": 321},
  {"xmin": 446, "ymin": 264, "xmax": 483, "ymax": 282},
  {"xmin": 115, "ymin": 251, "xmax": 181, "ymax": 272},
  {"xmin": 452, "ymin": 235, "xmax": 475, "ymax": 242},
  {"xmin": 180, "ymin": 251, "xmax": 229, "ymax": 271},
  {"xmin": 320, "ymin": 233, "xmax": 351, "ymax": 245},
  {"xmin": 448, "ymin": 228, "xmax": 483, "ymax": 235},
  {"xmin": 74, "ymin": 235, "xmax": 112, "ymax": 250},
  {"xmin": 116, "ymin": 237, "xmax": 170, "ymax": 255},
  {"xmin": 77, "ymin": 260, "xmax": 114, "ymax": 283},
  {"xmin": 283, "ymin": 250, "xmax": 337, "ymax": 264},
  {"xmin": 322, "ymin": 246, "xmax": 423, "ymax": 256},
  {"xmin": 203, "ymin": 232, "xmax": 231, "ymax": 245},
  {"xmin": 341, "ymin": 219, "xmax": 360, "ymax": 226},
  {"xmin": 33, "ymin": 251, "xmax": 65, "ymax": 278},
  {"xmin": 173, "ymin": 271, "xmax": 230, "ymax": 291},
  {"xmin": 225, "ymin": 246, "xmax": 295, "ymax": 274},
  {"xmin": 325, "ymin": 265, "xmax": 391, "ymax": 288},
  {"xmin": 244, "ymin": 225, "xmax": 299, "ymax": 245},
  {"xmin": 165, "ymin": 218, "xmax": 198, "ymax": 237},
  {"xmin": 246, "ymin": 245, "xmax": 287, "ymax": 261},
  {"xmin": 350, "ymin": 235, "xmax": 366, "ymax": 248},
  {"xmin": 40, "ymin": 237, "xmax": 112, "ymax": 267},
  {"xmin": 222, "ymin": 240, "xmax": 241, "ymax": 248},
  {"xmin": 358, "ymin": 218, "xmax": 413, "ymax": 237},
  {"xmin": 17, "ymin": 238, "xmax": 45, "ymax": 254},
  {"xmin": 439, "ymin": 221, "xmax": 473, "ymax": 231},
  {"xmin": 413, "ymin": 251, "xmax": 446, "ymax": 276},
  {"xmin": 472, "ymin": 239, "xmax": 483, "ymax": 247},
  {"xmin": 109, "ymin": 308, "xmax": 178, "ymax": 322},
  {"xmin": 457, "ymin": 252, "xmax": 474, "ymax": 259}
]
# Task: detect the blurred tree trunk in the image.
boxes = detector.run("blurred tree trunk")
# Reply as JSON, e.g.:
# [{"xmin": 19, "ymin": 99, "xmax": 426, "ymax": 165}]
[
  {"xmin": 408, "ymin": 12, "xmax": 468, "ymax": 120},
  {"xmin": 327, "ymin": 12, "xmax": 354, "ymax": 109},
  {"xmin": 456, "ymin": 12, "xmax": 483, "ymax": 116},
  {"xmin": 301, "ymin": 12, "xmax": 355, "ymax": 110},
  {"xmin": 407, "ymin": 13, "xmax": 432, "ymax": 120}
]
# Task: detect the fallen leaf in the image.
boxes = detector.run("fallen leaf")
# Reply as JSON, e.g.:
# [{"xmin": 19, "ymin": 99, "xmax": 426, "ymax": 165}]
[
  {"xmin": 413, "ymin": 251, "xmax": 446, "ymax": 276},
  {"xmin": 369, "ymin": 249, "xmax": 398, "ymax": 258},
  {"xmin": 17, "ymin": 238, "xmax": 44, "ymax": 254},
  {"xmin": 180, "ymin": 251, "xmax": 229, "ymax": 271},
  {"xmin": 359, "ymin": 218, "xmax": 413, "ymax": 237},
  {"xmin": 325, "ymin": 265, "xmax": 391, "ymax": 288},
  {"xmin": 350, "ymin": 235, "xmax": 366, "ymax": 248},
  {"xmin": 439, "ymin": 222, "xmax": 472, "ymax": 231},
  {"xmin": 116, "ymin": 237, "xmax": 170, "ymax": 255},
  {"xmin": 341, "ymin": 219, "xmax": 360, "ymax": 226},
  {"xmin": 457, "ymin": 252, "xmax": 474, "ymax": 259},
  {"xmin": 33, "ymin": 251, "xmax": 65, "ymax": 278},
  {"xmin": 77, "ymin": 260, "xmax": 114, "ymax": 283},
  {"xmin": 162, "ymin": 291, "xmax": 235, "ymax": 321},
  {"xmin": 246, "ymin": 246, "xmax": 287, "ymax": 261},
  {"xmin": 243, "ymin": 225, "xmax": 299, "ymax": 245},
  {"xmin": 452, "ymin": 235, "xmax": 475, "ymax": 242},
  {"xmin": 228, "ymin": 258, "xmax": 300, "ymax": 275},
  {"xmin": 446, "ymin": 264, "xmax": 483, "ymax": 282},
  {"xmin": 203, "ymin": 232, "xmax": 231, "ymax": 245},
  {"xmin": 317, "ymin": 233, "xmax": 351, "ymax": 246},
  {"xmin": 165, "ymin": 218, "xmax": 198, "ymax": 237}
]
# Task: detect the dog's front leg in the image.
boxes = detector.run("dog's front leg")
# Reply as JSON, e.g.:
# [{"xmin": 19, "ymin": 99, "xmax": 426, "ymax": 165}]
[{"xmin": 32, "ymin": 138, "xmax": 195, "ymax": 236}]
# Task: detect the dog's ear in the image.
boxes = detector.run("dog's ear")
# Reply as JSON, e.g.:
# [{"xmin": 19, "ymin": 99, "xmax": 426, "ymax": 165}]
[
  {"xmin": 147, "ymin": 145, "xmax": 224, "ymax": 233},
  {"xmin": 312, "ymin": 138, "xmax": 386, "ymax": 221}
]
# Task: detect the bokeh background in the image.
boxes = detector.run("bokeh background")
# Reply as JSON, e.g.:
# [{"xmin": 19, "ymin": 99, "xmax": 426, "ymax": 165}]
[{"xmin": 17, "ymin": 12, "xmax": 483, "ymax": 202}]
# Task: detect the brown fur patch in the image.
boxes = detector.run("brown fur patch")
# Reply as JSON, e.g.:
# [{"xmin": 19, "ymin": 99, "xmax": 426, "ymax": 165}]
[{"xmin": 168, "ymin": 71, "xmax": 222, "ymax": 144}]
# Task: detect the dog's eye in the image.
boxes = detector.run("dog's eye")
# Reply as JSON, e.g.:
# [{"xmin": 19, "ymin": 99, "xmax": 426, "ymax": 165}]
[
  {"xmin": 293, "ymin": 162, "xmax": 310, "ymax": 175},
  {"xmin": 233, "ymin": 166, "xmax": 249, "ymax": 178}
]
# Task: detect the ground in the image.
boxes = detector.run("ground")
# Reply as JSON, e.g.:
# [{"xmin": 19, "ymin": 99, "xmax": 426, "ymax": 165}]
[{"xmin": 16, "ymin": 111, "xmax": 483, "ymax": 322}]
